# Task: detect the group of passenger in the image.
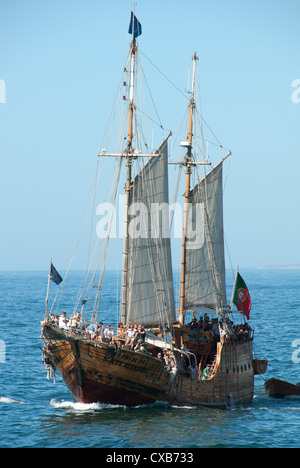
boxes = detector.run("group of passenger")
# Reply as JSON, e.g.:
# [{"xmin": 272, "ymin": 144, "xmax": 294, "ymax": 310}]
[
  {"xmin": 86, "ymin": 321, "xmax": 146, "ymax": 350},
  {"xmin": 188, "ymin": 314, "xmax": 220, "ymax": 336},
  {"xmin": 48, "ymin": 311, "xmax": 147, "ymax": 350},
  {"xmin": 47, "ymin": 310, "xmax": 252, "ymax": 383},
  {"xmin": 48, "ymin": 311, "xmax": 82, "ymax": 331},
  {"xmin": 187, "ymin": 313, "xmax": 252, "ymax": 343},
  {"xmin": 183, "ymin": 313, "xmax": 253, "ymax": 381},
  {"xmin": 232, "ymin": 323, "xmax": 252, "ymax": 340}
]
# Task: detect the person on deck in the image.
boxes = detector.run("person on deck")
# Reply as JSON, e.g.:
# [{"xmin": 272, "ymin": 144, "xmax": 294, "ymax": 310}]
[
  {"xmin": 59, "ymin": 311, "xmax": 69, "ymax": 329},
  {"xmin": 69, "ymin": 311, "xmax": 82, "ymax": 329},
  {"xmin": 133, "ymin": 324, "xmax": 146, "ymax": 350},
  {"xmin": 94, "ymin": 322, "xmax": 104, "ymax": 341},
  {"xmin": 202, "ymin": 364, "xmax": 210, "ymax": 380},
  {"xmin": 117, "ymin": 322, "xmax": 127, "ymax": 340},
  {"xmin": 189, "ymin": 361, "xmax": 198, "ymax": 380},
  {"xmin": 125, "ymin": 324, "xmax": 135, "ymax": 348},
  {"xmin": 212, "ymin": 318, "xmax": 220, "ymax": 337},
  {"xmin": 103, "ymin": 324, "xmax": 114, "ymax": 343},
  {"xmin": 86, "ymin": 322, "xmax": 101, "ymax": 339},
  {"xmin": 115, "ymin": 322, "xmax": 128, "ymax": 347},
  {"xmin": 48, "ymin": 314, "xmax": 58, "ymax": 326}
]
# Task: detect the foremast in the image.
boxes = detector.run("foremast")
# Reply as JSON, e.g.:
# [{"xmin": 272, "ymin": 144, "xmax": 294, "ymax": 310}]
[
  {"xmin": 97, "ymin": 11, "xmax": 174, "ymax": 328},
  {"xmin": 121, "ymin": 30, "xmax": 137, "ymax": 324}
]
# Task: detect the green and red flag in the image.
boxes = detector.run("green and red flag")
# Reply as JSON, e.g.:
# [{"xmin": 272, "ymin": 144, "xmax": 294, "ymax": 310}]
[{"xmin": 233, "ymin": 272, "xmax": 251, "ymax": 320}]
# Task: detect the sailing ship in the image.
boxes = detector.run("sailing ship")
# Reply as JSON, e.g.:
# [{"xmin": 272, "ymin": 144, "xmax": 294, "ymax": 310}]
[{"xmin": 41, "ymin": 11, "xmax": 265, "ymax": 408}]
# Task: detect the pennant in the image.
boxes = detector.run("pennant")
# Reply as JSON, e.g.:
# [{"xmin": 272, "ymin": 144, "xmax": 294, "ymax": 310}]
[
  {"xmin": 233, "ymin": 272, "xmax": 251, "ymax": 320},
  {"xmin": 128, "ymin": 11, "xmax": 142, "ymax": 38},
  {"xmin": 50, "ymin": 262, "xmax": 63, "ymax": 285}
]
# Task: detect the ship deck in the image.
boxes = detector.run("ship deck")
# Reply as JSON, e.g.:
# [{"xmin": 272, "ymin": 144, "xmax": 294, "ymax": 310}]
[{"xmin": 41, "ymin": 320, "xmax": 254, "ymax": 408}]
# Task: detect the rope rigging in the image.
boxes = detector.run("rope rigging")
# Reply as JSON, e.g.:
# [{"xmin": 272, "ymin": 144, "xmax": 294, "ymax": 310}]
[{"xmin": 48, "ymin": 39, "xmax": 232, "ymax": 333}]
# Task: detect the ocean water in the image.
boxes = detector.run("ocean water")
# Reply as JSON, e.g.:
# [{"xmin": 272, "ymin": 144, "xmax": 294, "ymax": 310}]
[{"xmin": 0, "ymin": 269, "xmax": 300, "ymax": 448}]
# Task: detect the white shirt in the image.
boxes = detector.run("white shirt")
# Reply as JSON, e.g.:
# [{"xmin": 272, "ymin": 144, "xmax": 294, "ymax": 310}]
[
  {"xmin": 104, "ymin": 328, "xmax": 114, "ymax": 339},
  {"xmin": 59, "ymin": 315, "xmax": 69, "ymax": 329},
  {"xmin": 127, "ymin": 329, "xmax": 135, "ymax": 339}
]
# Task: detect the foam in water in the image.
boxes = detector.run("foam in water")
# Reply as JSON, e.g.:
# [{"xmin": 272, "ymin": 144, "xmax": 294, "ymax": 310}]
[
  {"xmin": 49, "ymin": 398, "xmax": 196, "ymax": 412},
  {"xmin": 0, "ymin": 397, "xmax": 25, "ymax": 405},
  {"xmin": 50, "ymin": 399, "xmax": 124, "ymax": 412}
]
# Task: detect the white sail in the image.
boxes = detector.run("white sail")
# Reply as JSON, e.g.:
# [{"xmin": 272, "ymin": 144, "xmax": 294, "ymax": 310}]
[
  {"xmin": 126, "ymin": 135, "xmax": 176, "ymax": 327},
  {"xmin": 184, "ymin": 160, "xmax": 227, "ymax": 310}
]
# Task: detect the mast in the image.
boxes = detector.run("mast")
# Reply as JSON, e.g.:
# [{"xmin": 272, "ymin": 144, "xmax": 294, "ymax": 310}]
[
  {"xmin": 179, "ymin": 52, "xmax": 198, "ymax": 327},
  {"xmin": 121, "ymin": 14, "xmax": 137, "ymax": 324},
  {"xmin": 44, "ymin": 257, "xmax": 52, "ymax": 322},
  {"xmin": 98, "ymin": 11, "xmax": 173, "ymax": 326},
  {"xmin": 230, "ymin": 265, "xmax": 239, "ymax": 310},
  {"xmin": 98, "ymin": 11, "xmax": 166, "ymax": 325}
]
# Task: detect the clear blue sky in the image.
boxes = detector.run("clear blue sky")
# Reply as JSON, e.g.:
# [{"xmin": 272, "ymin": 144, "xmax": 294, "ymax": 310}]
[{"xmin": 0, "ymin": 0, "xmax": 299, "ymax": 271}]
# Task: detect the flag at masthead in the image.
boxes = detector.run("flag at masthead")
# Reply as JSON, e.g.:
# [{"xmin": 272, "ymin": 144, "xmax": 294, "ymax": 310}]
[{"xmin": 128, "ymin": 11, "xmax": 142, "ymax": 38}]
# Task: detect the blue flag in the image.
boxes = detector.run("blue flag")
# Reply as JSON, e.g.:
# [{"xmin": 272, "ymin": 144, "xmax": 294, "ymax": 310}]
[
  {"xmin": 128, "ymin": 11, "xmax": 142, "ymax": 38},
  {"xmin": 50, "ymin": 262, "xmax": 63, "ymax": 285}
]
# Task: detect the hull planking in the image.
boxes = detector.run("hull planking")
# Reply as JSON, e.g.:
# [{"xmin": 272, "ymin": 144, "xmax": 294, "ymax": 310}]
[{"xmin": 42, "ymin": 325, "xmax": 254, "ymax": 408}]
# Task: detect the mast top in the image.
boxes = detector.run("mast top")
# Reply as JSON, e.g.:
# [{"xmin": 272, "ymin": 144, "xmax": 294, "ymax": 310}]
[
  {"xmin": 128, "ymin": 9, "xmax": 142, "ymax": 41},
  {"xmin": 190, "ymin": 52, "xmax": 198, "ymax": 103}
]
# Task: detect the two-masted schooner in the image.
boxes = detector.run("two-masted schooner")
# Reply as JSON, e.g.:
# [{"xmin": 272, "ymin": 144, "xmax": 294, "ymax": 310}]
[{"xmin": 41, "ymin": 11, "xmax": 264, "ymax": 408}]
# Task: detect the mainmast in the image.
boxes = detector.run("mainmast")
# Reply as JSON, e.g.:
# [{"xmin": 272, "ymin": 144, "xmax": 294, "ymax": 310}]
[{"xmin": 179, "ymin": 52, "xmax": 198, "ymax": 327}]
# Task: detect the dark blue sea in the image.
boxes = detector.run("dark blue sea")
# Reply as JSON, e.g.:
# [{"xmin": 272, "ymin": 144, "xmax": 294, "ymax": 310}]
[{"xmin": 0, "ymin": 269, "xmax": 300, "ymax": 448}]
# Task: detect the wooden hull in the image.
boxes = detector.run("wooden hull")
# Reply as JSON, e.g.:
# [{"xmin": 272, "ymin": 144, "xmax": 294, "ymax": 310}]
[
  {"xmin": 264, "ymin": 378, "xmax": 300, "ymax": 399},
  {"xmin": 42, "ymin": 325, "xmax": 254, "ymax": 408}
]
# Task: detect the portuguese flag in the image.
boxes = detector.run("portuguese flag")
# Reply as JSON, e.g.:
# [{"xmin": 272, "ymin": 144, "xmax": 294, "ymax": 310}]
[{"xmin": 233, "ymin": 272, "xmax": 251, "ymax": 320}]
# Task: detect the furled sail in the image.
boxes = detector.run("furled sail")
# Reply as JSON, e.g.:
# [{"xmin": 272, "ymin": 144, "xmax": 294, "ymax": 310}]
[
  {"xmin": 126, "ymin": 135, "xmax": 176, "ymax": 327},
  {"xmin": 184, "ymin": 160, "xmax": 227, "ymax": 310}
]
